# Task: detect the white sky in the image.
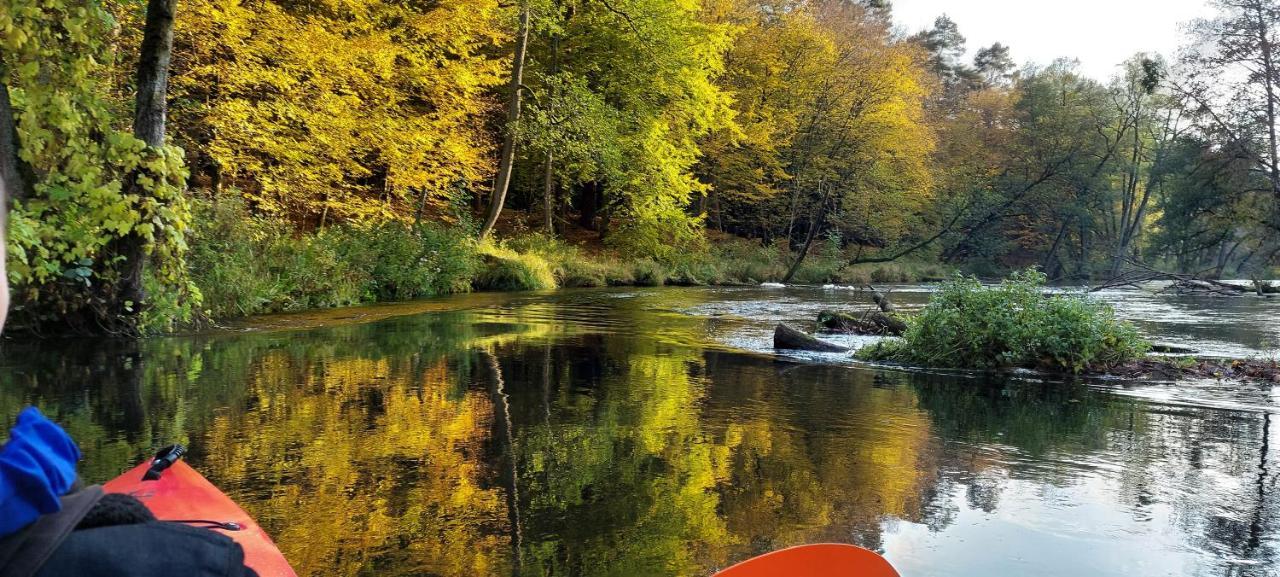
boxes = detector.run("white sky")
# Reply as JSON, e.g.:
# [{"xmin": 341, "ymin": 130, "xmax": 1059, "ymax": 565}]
[{"xmin": 890, "ymin": 0, "xmax": 1218, "ymax": 81}]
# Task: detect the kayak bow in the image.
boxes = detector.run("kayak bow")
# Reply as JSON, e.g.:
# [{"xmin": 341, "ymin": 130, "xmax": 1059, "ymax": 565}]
[
  {"xmin": 714, "ymin": 544, "xmax": 899, "ymax": 577},
  {"xmin": 103, "ymin": 448, "xmax": 296, "ymax": 577}
]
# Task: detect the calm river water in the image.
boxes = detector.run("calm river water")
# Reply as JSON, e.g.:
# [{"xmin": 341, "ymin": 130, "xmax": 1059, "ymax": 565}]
[{"xmin": 2, "ymin": 285, "xmax": 1277, "ymax": 577}]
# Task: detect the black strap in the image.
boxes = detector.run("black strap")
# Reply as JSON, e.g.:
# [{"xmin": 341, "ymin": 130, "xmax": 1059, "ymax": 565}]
[{"xmin": 0, "ymin": 485, "xmax": 105, "ymax": 577}]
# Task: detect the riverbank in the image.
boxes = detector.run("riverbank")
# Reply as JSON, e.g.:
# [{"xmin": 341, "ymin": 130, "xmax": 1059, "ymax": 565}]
[
  {"xmin": 1105, "ymin": 357, "xmax": 1280, "ymax": 383},
  {"xmin": 186, "ymin": 199, "xmax": 952, "ymax": 326}
]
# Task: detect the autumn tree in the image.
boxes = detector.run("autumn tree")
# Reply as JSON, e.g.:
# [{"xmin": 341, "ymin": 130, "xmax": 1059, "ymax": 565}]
[
  {"xmin": 479, "ymin": 0, "xmax": 532, "ymax": 240},
  {"xmin": 171, "ymin": 0, "xmax": 505, "ymax": 227},
  {"xmin": 699, "ymin": 0, "xmax": 934, "ymax": 275},
  {"xmin": 506, "ymin": 0, "xmax": 736, "ymax": 259},
  {"xmin": 942, "ymin": 62, "xmax": 1117, "ymax": 275}
]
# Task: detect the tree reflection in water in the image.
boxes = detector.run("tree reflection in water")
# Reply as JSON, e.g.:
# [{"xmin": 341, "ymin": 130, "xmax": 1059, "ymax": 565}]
[{"xmin": 0, "ymin": 289, "xmax": 1275, "ymax": 577}]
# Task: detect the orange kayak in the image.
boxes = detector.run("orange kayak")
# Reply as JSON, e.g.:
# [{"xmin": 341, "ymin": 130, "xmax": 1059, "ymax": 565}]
[
  {"xmin": 103, "ymin": 447, "xmax": 297, "ymax": 577},
  {"xmin": 714, "ymin": 544, "xmax": 899, "ymax": 577}
]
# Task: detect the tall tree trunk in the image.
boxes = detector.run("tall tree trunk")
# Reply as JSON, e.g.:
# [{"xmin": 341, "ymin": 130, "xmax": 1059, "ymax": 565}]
[
  {"xmin": 116, "ymin": 0, "xmax": 178, "ymax": 320},
  {"xmin": 0, "ymin": 80, "xmax": 33, "ymax": 205},
  {"xmin": 542, "ymin": 152, "xmax": 555, "ymax": 234},
  {"xmin": 414, "ymin": 187, "xmax": 429, "ymax": 226},
  {"xmin": 1078, "ymin": 220, "xmax": 1091, "ymax": 279},
  {"xmin": 479, "ymin": 2, "xmax": 531, "ymax": 240},
  {"xmin": 134, "ymin": 0, "xmax": 177, "ymax": 149},
  {"xmin": 1112, "ymin": 99, "xmax": 1143, "ymax": 278},
  {"xmin": 1214, "ymin": 239, "xmax": 1230, "ymax": 278},
  {"xmin": 1253, "ymin": 0, "xmax": 1280, "ymax": 203},
  {"xmin": 542, "ymin": 23, "xmax": 559, "ymax": 236},
  {"xmin": 1043, "ymin": 216, "xmax": 1071, "ymax": 279}
]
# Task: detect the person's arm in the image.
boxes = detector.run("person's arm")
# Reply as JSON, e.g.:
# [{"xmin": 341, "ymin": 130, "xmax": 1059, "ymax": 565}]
[{"xmin": 0, "ymin": 408, "xmax": 81, "ymax": 538}]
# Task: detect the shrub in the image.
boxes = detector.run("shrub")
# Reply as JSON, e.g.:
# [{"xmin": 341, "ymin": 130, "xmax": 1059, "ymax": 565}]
[
  {"xmin": 631, "ymin": 259, "xmax": 669, "ymax": 286},
  {"xmin": 557, "ymin": 257, "xmax": 639, "ymax": 288},
  {"xmin": 188, "ymin": 197, "xmax": 480, "ymax": 319},
  {"xmin": 857, "ymin": 269, "xmax": 1149, "ymax": 372},
  {"xmin": 268, "ymin": 228, "xmax": 369, "ymax": 310},
  {"xmin": 788, "ymin": 234, "xmax": 845, "ymax": 284},
  {"xmin": 661, "ymin": 249, "xmax": 733, "ymax": 286},
  {"xmin": 597, "ymin": 258, "xmax": 637, "ymax": 286},
  {"xmin": 838, "ymin": 261, "xmax": 954, "ymax": 285},
  {"xmin": 708, "ymin": 237, "xmax": 786, "ymax": 283},
  {"xmin": 474, "ymin": 242, "xmax": 557, "ymax": 291},
  {"xmin": 186, "ymin": 197, "xmax": 295, "ymax": 318},
  {"xmin": 557, "ymin": 261, "xmax": 609, "ymax": 287},
  {"xmin": 336, "ymin": 222, "xmax": 478, "ymax": 301}
]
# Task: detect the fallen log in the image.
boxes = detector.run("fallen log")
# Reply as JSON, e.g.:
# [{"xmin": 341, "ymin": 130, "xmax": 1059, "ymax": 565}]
[
  {"xmin": 1253, "ymin": 280, "xmax": 1280, "ymax": 295},
  {"xmin": 1163, "ymin": 278, "xmax": 1248, "ymax": 296},
  {"xmin": 773, "ymin": 324, "xmax": 850, "ymax": 353},
  {"xmin": 817, "ymin": 310, "xmax": 907, "ymax": 336},
  {"xmin": 1092, "ymin": 259, "xmax": 1251, "ymax": 296}
]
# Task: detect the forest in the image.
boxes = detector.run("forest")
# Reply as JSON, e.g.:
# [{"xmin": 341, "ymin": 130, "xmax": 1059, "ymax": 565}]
[{"xmin": 2, "ymin": 0, "xmax": 1279, "ymax": 334}]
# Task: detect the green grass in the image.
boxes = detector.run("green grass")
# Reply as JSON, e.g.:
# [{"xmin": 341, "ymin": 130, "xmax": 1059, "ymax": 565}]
[
  {"xmin": 473, "ymin": 241, "xmax": 557, "ymax": 291},
  {"xmin": 187, "ymin": 199, "xmax": 961, "ymax": 325},
  {"xmin": 857, "ymin": 269, "xmax": 1150, "ymax": 372},
  {"xmin": 186, "ymin": 197, "xmax": 478, "ymax": 319}
]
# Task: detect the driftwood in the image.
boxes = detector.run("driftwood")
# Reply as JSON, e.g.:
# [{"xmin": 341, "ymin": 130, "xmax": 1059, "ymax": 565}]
[
  {"xmin": 773, "ymin": 324, "xmax": 850, "ymax": 353},
  {"xmin": 1149, "ymin": 343, "xmax": 1197, "ymax": 355},
  {"xmin": 817, "ymin": 310, "xmax": 907, "ymax": 336},
  {"xmin": 813, "ymin": 284, "xmax": 907, "ymax": 336},
  {"xmin": 1092, "ymin": 260, "xmax": 1253, "ymax": 296},
  {"xmin": 867, "ymin": 284, "xmax": 895, "ymax": 312}
]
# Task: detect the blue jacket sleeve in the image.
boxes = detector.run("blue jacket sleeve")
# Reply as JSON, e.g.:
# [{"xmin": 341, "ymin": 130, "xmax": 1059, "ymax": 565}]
[{"xmin": 0, "ymin": 407, "xmax": 81, "ymax": 538}]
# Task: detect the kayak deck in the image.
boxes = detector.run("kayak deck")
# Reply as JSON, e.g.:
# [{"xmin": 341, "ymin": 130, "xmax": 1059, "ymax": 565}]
[
  {"xmin": 714, "ymin": 544, "xmax": 900, "ymax": 577},
  {"xmin": 104, "ymin": 460, "xmax": 297, "ymax": 577}
]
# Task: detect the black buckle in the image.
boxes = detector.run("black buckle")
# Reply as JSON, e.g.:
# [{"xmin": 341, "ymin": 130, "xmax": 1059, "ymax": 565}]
[{"xmin": 142, "ymin": 444, "xmax": 186, "ymax": 481}]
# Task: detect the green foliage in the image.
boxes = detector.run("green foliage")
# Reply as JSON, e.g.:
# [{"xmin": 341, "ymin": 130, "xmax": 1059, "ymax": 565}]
[
  {"xmin": 186, "ymin": 198, "xmax": 478, "ymax": 319},
  {"xmin": 338, "ymin": 224, "xmax": 479, "ymax": 301},
  {"xmin": 840, "ymin": 261, "xmax": 954, "ymax": 285},
  {"xmin": 857, "ymin": 269, "xmax": 1150, "ymax": 372},
  {"xmin": 786, "ymin": 235, "xmax": 846, "ymax": 284},
  {"xmin": 710, "ymin": 239, "xmax": 788, "ymax": 284},
  {"xmin": 630, "ymin": 259, "xmax": 669, "ymax": 287},
  {"xmin": 3, "ymin": 0, "xmax": 195, "ymax": 333},
  {"xmin": 521, "ymin": 0, "xmax": 736, "ymax": 261}
]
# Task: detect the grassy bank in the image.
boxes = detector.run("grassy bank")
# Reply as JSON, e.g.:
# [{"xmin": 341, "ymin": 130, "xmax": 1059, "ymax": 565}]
[{"xmin": 186, "ymin": 199, "xmax": 954, "ymax": 323}]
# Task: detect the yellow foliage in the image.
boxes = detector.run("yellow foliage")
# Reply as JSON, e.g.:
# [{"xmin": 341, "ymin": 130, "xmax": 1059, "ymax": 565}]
[
  {"xmin": 700, "ymin": 0, "xmax": 935, "ymax": 243},
  {"xmin": 171, "ymin": 0, "xmax": 505, "ymax": 225}
]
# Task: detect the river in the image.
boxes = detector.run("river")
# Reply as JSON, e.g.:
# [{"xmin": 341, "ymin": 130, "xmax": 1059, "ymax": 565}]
[{"xmin": 1, "ymin": 285, "xmax": 1276, "ymax": 577}]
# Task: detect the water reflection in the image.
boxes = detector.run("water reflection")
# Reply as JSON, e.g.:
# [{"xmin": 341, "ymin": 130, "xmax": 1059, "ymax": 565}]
[{"xmin": 0, "ymin": 288, "xmax": 1276, "ymax": 576}]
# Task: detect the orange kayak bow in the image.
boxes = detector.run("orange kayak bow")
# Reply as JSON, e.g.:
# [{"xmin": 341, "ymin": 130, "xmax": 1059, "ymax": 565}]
[
  {"xmin": 103, "ymin": 446, "xmax": 297, "ymax": 577},
  {"xmin": 714, "ymin": 544, "xmax": 900, "ymax": 577}
]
